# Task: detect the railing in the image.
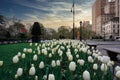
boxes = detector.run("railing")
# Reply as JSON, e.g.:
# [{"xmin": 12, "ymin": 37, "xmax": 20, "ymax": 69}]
[{"xmin": 0, "ymin": 38, "xmax": 31, "ymax": 44}]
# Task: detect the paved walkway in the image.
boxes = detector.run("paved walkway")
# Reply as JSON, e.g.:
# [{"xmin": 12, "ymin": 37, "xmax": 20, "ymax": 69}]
[
  {"xmin": 86, "ymin": 40, "xmax": 120, "ymax": 56},
  {"xmin": 86, "ymin": 40, "xmax": 120, "ymax": 80}
]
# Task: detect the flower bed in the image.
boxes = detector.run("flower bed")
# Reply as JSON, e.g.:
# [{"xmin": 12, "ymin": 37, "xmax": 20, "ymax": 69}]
[{"xmin": 0, "ymin": 40, "xmax": 119, "ymax": 80}]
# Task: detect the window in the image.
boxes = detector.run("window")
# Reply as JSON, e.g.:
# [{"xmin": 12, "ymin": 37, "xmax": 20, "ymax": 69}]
[
  {"xmin": 118, "ymin": 30, "xmax": 119, "ymax": 34},
  {"xmin": 113, "ymin": 30, "xmax": 115, "ymax": 33},
  {"xmin": 113, "ymin": 24, "xmax": 115, "ymax": 28}
]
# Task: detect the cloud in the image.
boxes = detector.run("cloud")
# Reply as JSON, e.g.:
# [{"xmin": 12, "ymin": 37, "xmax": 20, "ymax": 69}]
[{"xmin": 5, "ymin": 0, "xmax": 95, "ymax": 29}]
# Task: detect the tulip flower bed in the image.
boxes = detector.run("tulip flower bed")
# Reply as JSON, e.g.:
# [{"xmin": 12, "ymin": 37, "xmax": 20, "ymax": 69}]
[{"xmin": 0, "ymin": 40, "xmax": 117, "ymax": 80}]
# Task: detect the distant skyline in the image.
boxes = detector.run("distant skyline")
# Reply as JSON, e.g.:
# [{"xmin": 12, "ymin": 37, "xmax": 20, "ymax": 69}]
[{"xmin": 0, "ymin": 0, "xmax": 95, "ymax": 29}]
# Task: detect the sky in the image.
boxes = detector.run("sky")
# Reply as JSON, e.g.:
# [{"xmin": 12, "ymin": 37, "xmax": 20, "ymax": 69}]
[{"xmin": 0, "ymin": 0, "xmax": 95, "ymax": 29}]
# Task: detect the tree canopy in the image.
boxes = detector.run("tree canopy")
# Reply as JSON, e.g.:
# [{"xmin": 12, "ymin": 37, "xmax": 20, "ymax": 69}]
[
  {"xmin": 31, "ymin": 22, "xmax": 42, "ymax": 36},
  {"xmin": 0, "ymin": 15, "xmax": 5, "ymax": 24}
]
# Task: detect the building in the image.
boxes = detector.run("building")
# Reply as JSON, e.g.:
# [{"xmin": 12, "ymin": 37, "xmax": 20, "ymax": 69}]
[
  {"xmin": 83, "ymin": 21, "xmax": 90, "ymax": 28},
  {"xmin": 92, "ymin": 0, "xmax": 107, "ymax": 35},
  {"xmin": 92, "ymin": 0, "xmax": 119, "ymax": 38},
  {"xmin": 92, "ymin": 2, "xmax": 96, "ymax": 33},
  {"xmin": 103, "ymin": 17, "xmax": 119, "ymax": 39}
]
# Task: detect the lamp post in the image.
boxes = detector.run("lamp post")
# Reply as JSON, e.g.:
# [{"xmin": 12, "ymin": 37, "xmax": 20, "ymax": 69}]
[
  {"xmin": 80, "ymin": 21, "xmax": 82, "ymax": 41},
  {"xmin": 71, "ymin": 0, "xmax": 75, "ymax": 39}
]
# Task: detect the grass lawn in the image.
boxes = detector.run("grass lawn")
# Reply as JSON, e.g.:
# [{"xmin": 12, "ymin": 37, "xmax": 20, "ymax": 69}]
[
  {"xmin": 0, "ymin": 43, "xmax": 29, "ymax": 60},
  {"xmin": 0, "ymin": 43, "xmax": 30, "ymax": 80}
]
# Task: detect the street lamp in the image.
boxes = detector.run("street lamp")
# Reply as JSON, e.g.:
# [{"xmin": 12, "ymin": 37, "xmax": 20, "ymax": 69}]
[
  {"xmin": 71, "ymin": 0, "xmax": 75, "ymax": 39},
  {"xmin": 80, "ymin": 21, "xmax": 82, "ymax": 41}
]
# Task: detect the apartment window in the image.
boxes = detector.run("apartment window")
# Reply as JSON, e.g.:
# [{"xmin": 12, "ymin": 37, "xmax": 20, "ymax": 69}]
[
  {"xmin": 113, "ymin": 24, "xmax": 115, "ymax": 28},
  {"xmin": 118, "ymin": 25, "xmax": 119, "ymax": 28},
  {"xmin": 118, "ymin": 30, "xmax": 119, "ymax": 34},
  {"xmin": 113, "ymin": 30, "xmax": 115, "ymax": 33}
]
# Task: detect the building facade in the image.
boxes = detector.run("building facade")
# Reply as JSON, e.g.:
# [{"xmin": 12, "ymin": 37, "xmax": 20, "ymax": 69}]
[
  {"xmin": 92, "ymin": 0, "xmax": 107, "ymax": 35},
  {"xmin": 92, "ymin": 0, "xmax": 119, "ymax": 39},
  {"xmin": 103, "ymin": 17, "xmax": 119, "ymax": 39}
]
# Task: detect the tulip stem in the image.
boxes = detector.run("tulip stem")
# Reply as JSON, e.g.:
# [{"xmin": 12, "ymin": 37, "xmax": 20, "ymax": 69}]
[{"xmin": 70, "ymin": 71, "xmax": 74, "ymax": 80}]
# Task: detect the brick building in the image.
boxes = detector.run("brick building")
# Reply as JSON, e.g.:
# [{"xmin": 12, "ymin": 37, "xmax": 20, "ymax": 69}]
[{"xmin": 92, "ymin": 0, "xmax": 119, "ymax": 38}]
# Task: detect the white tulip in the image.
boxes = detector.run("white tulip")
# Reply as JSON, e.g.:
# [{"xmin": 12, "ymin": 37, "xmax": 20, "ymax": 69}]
[
  {"xmin": 17, "ymin": 52, "xmax": 21, "ymax": 57},
  {"xmin": 97, "ymin": 56, "xmax": 102, "ymax": 61},
  {"xmin": 15, "ymin": 74, "xmax": 18, "ymax": 79},
  {"xmin": 21, "ymin": 53, "xmax": 25, "ymax": 59},
  {"xmin": 35, "ymin": 75, "xmax": 38, "ymax": 80},
  {"xmin": 44, "ymin": 50, "xmax": 48, "ymax": 55},
  {"xmin": 58, "ymin": 49, "xmax": 62, "ymax": 54},
  {"xmin": 61, "ymin": 46, "xmax": 65, "ymax": 50},
  {"xmin": 92, "ymin": 50, "xmax": 95, "ymax": 54},
  {"xmin": 94, "ymin": 54, "xmax": 98, "ymax": 58},
  {"xmin": 39, "ymin": 44, "xmax": 41, "ymax": 47},
  {"xmin": 23, "ymin": 48, "xmax": 27, "ymax": 52},
  {"xmin": 27, "ymin": 48, "xmax": 32, "ymax": 53},
  {"xmin": 107, "ymin": 61, "xmax": 114, "ymax": 67},
  {"xmin": 86, "ymin": 46, "xmax": 90, "ymax": 49},
  {"xmin": 87, "ymin": 50, "xmax": 92, "ymax": 55},
  {"xmin": 51, "ymin": 60, "xmax": 56, "ymax": 67},
  {"xmin": 49, "ymin": 53, "xmax": 52, "ymax": 58},
  {"xmin": 116, "ymin": 70, "xmax": 120, "ymax": 79},
  {"xmin": 37, "ymin": 46, "xmax": 40, "ymax": 50},
  {"xmin": 82, "ymin": 48, "xmax": 87, "ymax": 53},
  {"xmin": 67, "ymin": 45, "xmax": 70, "ymax": 49},
  {"xmin": 115, "ymin": 66, "xmax": 120, "ymax": 72},
  {"xmin": 101, "ymin": 56, "xmax": 110, "ymax": 64},
  {"xmin": 29, "ymin": 43, "xmax": 32, "ymax": 46},
  {"xmin": 17, "ymin": 68, "xmax": 23, "ymax": 76},
  {"xmin": 79, "ymin": 59, "xmax": 85, "ymax": 66},
  {"xmin": 77, "ymin": 45, "xmax": 80, "ymax": 49},
  {"xmin": 93, "ymin": 64, "xmax": 98, "ymax": 70},
  {"xmin": 88, "ymin": 56, "xmax": 94, "ymax": 63},
  {"xmin": 43, "ymin": 75, "xmax": 47, "ymax": 80},
  {"xmin": 59, "ymin": 51, "xmax": 63, "ymax": 57},
  {"xmin": 91, "ymin": 47, "xmax": 94, "ymax": 50},
  {"xmin": 33, "ymin": 51, "xmax": 35, "ymax": 53},
  {"xmin": 66, "ymin": 51, "xmax": 71, "ymax": 57},
  {"xmin": 83, "ymin": 70, "xmax": 90, "ymax": 80},
  {"xmin": 100, "ymin": 63, "xmax": 108, "ymax": 72},
  {"xmin": 67, "ymin": 49, "xmax": 71, "ymax": 52},
  {"xmin": 0, "ymin": 61, "xmax": 3, "ymax": 67},
  {"xmin": 37, "ymin": 50, "xmax": 40, "ymax": 55},
  {"xmin": 33, "ymin": 55, "xmax": 38, "ymax": 61},
  {"xmin": 98, "ymin": 52, "xmax": 102, "ymax": 56},
  {"xmin": 74, "ymin": 49, "xmax": 78, "ymax": 53},
  {"xmin": 29, "ymin": 64, "xmax": 36, "ymax": 76},
  {"xmin": 69, "ymin": 61, "xmax": 76, "ymax": 71},
  {"xmin": 48, "ymin": 74, "xmax": 55, "ymax": 80},
  {"xmin": 42, "ymin": 44, "xmax": 45, "ymax": 48},
  {"xmin": 92, "ymin": 53, "xmax": 96, "ymax": 57},
  {"xmin": 68, "ymin": 55, "xmax": 73, "ymax": 61},
  {"xmin": 13, "ymin": 55, "xmax": 19, "ymax": 63},
  {"xmin": 77, "ymin": 59, "xmax": 81, "ymax": 63},
  {"xmin": 111, "ymin": 61, "xmax": 114, "ymax": 65},
  {"xmin": 76, "ymin": 54, "xmax": 79, "ymax": 58},
  {"xmin": 35, "ymin": 43, "xmax": 38, "ymax": 46},
  {"xmin": 39, "ymin": 61, "xmax": 44, "ymax": 69},
  {"xmin": 117, "ymin": 54, "xmax": 120, "ymax": 60},
  {"xmin": 47, "ymin": 47, "xmax": 50, "ymax": 50},
  {"xmin": 56, "ymin": 60, "xmax": 60, "ymax": 66}
]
